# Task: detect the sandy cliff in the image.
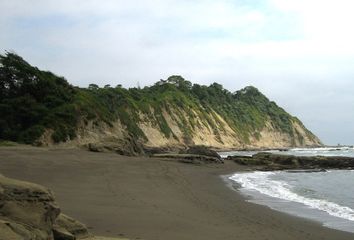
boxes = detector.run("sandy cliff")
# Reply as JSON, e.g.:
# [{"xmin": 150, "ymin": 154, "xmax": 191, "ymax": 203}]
[{"xmin": 66, "ymin": 105, "xmax": 321, "ymax": 154}]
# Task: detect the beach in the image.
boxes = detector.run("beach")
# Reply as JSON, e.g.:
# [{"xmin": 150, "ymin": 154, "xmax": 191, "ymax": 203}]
[{"xmin": 0, "ymin": 146, "xmax": 353, "ymax": 240}]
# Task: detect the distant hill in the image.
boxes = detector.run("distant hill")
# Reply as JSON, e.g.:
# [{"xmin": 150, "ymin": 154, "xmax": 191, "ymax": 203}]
[{"xmin": 0, "ymin": 52, "xmax": 322, "ymax": 154}]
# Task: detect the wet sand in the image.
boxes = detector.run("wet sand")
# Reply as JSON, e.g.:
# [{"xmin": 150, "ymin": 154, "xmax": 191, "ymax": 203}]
[{"xmin": 0, "ymin": 146, "xmax": 353, "ymax": 240}]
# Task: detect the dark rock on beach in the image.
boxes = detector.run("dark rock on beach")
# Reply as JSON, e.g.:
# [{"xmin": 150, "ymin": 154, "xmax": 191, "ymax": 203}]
[
  {"xmin": 228, "ymin": 152, "xmax": 354, "ymax": 170},
  {"xmin": 87, "ymin": 135, "xmax": 145, "ymax": 156},
  {"xmin": 149, "ymin": 145, "xmax": 223, "ymax": 164},
  {"xmin": 184, "ymin": 145, "xmax": 222, "ymax": 160},
  {"xmin": 153, "ymin": 153, "xmax": 224, "ymax": 164},
  {"xmin": 151, "ymin": 145, "xmax": 223, "ymax": 164}
]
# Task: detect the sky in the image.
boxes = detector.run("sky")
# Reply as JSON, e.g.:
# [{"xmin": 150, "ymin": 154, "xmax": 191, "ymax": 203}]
[{"xmin": 1, "ymin": 0, "xmax": 354, "ymax": 145}]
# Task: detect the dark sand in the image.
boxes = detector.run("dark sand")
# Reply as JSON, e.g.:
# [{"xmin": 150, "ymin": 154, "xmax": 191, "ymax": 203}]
[{"xmin": 0, "ymin": 146, "xmax": 353, "ymax": 240}]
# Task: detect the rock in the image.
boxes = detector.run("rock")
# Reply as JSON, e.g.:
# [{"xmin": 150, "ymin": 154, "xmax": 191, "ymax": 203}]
[
  {"xmin": 0, "ymin": 219, "xmax": 33, "ymax": 240},
  {"xmin": 53, "ymin": 226, "xmax": 75, "ymax": 240},
  {"xmin": 87, "ymin": 143, "xmax": 102, "ymax": 152},
  {"xmin": 54, "ymin": 214, "xmax": 90, "ymax": 239},
  {"xmin": 184, "ymin": 145, "xmax": 222, "ymax": 160},
  {"xmin": 87, "ymin": 135, "xmax": 145, "ymax": 156},
  {"xmin": 0, "ymin": 174, "xmax": 91, "ymax": 240},
  {"xmin": 0, "ymin": 174, "xmax": 60, "ymax": 239},
  {"xmin": 143, "ymin": 146, "xmax": 184, "ymax": 155},
  {"xmin": 153, "ymin": 153, "xmax": 223, "ymax": 164},
  {"xmin": 228, "ymin": 152, "xmax": 354, "ymax": 170}
]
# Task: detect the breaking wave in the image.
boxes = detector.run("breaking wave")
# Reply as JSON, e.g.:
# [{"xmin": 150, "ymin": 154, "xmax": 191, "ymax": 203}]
[{"xmin": 229, "ymin": 171, "xmax": 354, "ymax": 222}]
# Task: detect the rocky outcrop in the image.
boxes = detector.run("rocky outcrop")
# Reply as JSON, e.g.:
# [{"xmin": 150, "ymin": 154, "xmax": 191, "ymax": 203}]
[
  {"xmin": 153, "ymin": 153, "xmax": 224, "ymax": 164},
  {"xmin": 228, "ymin": 152, "xmax": 354, "ymax": 170},
  {"xmin": 53, "ymin": 214, "xmax": 90, "ymax": 240},
  {"xmin": 151, "ymin": 142, "xmax": 224, "ymax": 164},
  {"xmin": 0, "ymin": 174, "xmax": 91, "ymax": 240},
  {"xmin": 0, "ymin": 174, "xmax": 59, "ymax": 239},
  {"xmin": 86, "ymin": 135, "xmax": 145, "ymax": 156},
  {"xmin": 184, "ymin": 145, "xmax": 222, "ymax": 160}
]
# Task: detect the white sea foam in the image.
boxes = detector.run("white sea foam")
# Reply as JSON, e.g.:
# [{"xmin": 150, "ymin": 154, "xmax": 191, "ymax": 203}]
[
  {"xmin": 229, "ymin": 171, "xmax": 354, "ymax": 222},
  {"xmin": 291, "ymin": 147, "xmax": 351, "ymax": 151}
]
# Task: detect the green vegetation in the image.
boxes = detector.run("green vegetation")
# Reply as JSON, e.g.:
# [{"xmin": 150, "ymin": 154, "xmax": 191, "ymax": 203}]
[
  {"xmin": 0, "ymin": 140, "xmax": 18, "ymax": 146},
  {"xmin": 0, "ymin": 52, "xmax": 314, "ymax": 145},
  {"xmin": 0, "ymin": 52, "xmax": 77, "ymax": 143}
]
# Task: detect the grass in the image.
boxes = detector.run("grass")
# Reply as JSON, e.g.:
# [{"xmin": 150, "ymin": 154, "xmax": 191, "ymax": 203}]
[{"xmin": 0, "ymin": 140, "xmax": 18, "ymax": 147}]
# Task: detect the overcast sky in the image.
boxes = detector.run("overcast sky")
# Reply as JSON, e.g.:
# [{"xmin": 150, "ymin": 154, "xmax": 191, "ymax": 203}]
[{"xmin": 1, "ymin": 0, "xmax": 354, "ymax": 145}]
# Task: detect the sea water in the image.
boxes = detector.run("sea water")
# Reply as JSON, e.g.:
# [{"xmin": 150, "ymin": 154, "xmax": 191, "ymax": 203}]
[
  {"xmin": 224, "ymin": 147, "xmax": 354, "ymax": 233},
  {"xmin": 219, "ymin": 146, "xmax": 354, "ymax": 158}
]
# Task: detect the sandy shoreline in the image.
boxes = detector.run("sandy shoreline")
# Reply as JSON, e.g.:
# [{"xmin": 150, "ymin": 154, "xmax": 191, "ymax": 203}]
[{"xmin": 0, "ymin": 146, "xmax": 353, "ymax": 240}]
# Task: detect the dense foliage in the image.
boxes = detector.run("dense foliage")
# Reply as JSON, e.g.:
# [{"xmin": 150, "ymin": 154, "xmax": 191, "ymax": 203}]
[
  {"xmin": 0, "ymin": 52, "xmax": 313, "ymax": 145},
  {"xmin": 0, "ymin": 52, "xmax": 77, "ymax": 143}
]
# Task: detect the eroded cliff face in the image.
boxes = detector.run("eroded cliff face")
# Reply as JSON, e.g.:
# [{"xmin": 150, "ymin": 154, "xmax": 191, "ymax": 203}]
[{"xmin": 63, "ymin": 104, "xmax": 321, "ymax": 154}]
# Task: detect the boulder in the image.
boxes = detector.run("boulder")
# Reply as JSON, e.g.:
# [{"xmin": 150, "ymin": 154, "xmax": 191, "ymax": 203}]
[
  {"xmin": 53, "ymin": 214, "xmax": 90, "ymax": 239},
  {"xmin": 184, "ymin": 145, "xmax": 221, "ymax": 160},
  {"xmin": 87, "ymin": 135, "xmax": 145, "ymax": 156},
  {"xmin": 52, "ymin": 226, "xmax": 75, "ymax": 240},
  {"xmin": 0, "ymin": 174, "xmax": 60, "ymax": 239},
  {"xmin": 0, "ymin": 174, "xmax": 91, "ymax": 240}
]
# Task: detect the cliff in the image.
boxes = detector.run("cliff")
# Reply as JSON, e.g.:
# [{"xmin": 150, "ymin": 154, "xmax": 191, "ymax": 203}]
[{"xmin": 0, "ymin": 52, "xmax": 322, "ymax": 154}]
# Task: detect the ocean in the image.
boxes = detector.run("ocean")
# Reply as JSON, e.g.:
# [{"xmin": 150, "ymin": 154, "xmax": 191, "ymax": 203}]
[{"xmin": 223, "ymin": 147, "xmax": 354, "ymax": 233}]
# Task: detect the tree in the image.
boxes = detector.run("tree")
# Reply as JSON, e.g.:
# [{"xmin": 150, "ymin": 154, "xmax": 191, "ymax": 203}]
[
  {"xmin": 88, "ymin": 84, "xmax": 99, "ymax": 90},
  {"xmin": 0, "ymin": 52, "xmax": 76, "ymax": 143},
  {"xmin": 167, "ymin": 75, "xmax": 192, "ymax": 91}
]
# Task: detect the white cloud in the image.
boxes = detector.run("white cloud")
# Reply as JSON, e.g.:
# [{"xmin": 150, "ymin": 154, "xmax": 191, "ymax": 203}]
[{"xmin": 271, "ymin": 0, "xmax": 354, "ymax": 40}]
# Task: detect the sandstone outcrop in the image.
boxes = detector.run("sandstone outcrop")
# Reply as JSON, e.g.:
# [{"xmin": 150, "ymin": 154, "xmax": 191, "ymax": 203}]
[{"xmin": 0, "ymin": 174, "xmax": 91, "ymax": 240}]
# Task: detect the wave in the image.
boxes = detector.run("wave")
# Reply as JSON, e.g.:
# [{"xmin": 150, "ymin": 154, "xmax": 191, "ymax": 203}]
[
  {"xmin": 291, "ymin": 146, "xmax": 353, "ymax": 152},
  {"xmin": 229, "ymin": 171, "xmax": 354, "ymax": 222},
  {"xmin": 219, "ymin": 146, "xmax": 354, "ymax": 158}
]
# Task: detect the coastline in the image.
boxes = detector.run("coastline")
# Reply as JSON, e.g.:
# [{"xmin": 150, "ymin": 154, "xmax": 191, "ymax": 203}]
[
  {"xmin": 226, "ymin": 170, "xmax": 354, "ymax": 234},
  {"xmin": 0, "ymin": 146, "xmax": 353, "ymax": 240}
]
